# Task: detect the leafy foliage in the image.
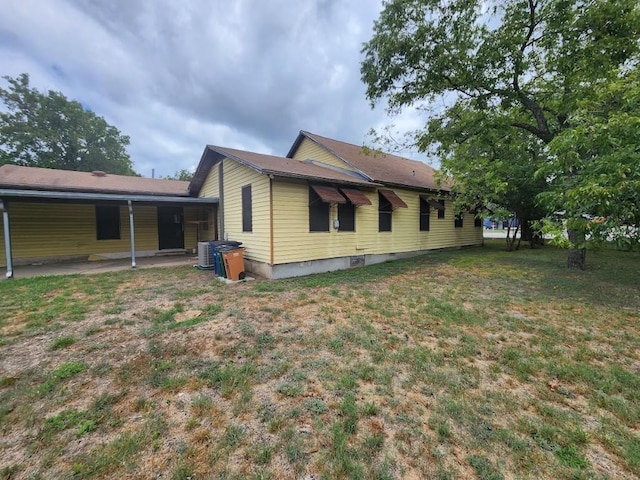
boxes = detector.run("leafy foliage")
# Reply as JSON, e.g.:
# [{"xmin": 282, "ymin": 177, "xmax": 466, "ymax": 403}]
[
  {"xmin": 0, "ymin": 73, "xmax": 136, "ymax": 175},
  {"xmin": 540, "ymin": 69, "xmax": 640, "ymax": 250},
  {"xmin": 164, "ymin": 169, "xmax": 194, "ymax": 181},
  {"xmin": 361, "ymin": 0, "xmax": 640, "ymax": 265}
]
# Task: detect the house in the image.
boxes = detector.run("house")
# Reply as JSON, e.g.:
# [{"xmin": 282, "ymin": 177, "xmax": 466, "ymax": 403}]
[
  {"xmin": 1, "ymin": 130, "xmax": 483, "ymax": 279},
  {"xmin": 189, "ymin": 131, "xmax": 483, "ymax": 279},
  {"xmin": 0, "ymin": 165, "xmax": 218, "ymax": 278}
]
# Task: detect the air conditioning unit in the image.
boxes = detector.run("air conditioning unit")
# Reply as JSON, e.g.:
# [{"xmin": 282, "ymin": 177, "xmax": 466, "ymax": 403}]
[{"xmin": 197, "ymin": 242, "xmax": 213, "ymax": 268}]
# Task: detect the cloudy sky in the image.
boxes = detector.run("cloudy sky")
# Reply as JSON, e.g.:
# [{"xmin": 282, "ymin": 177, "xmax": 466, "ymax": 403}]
[{"xmin": 0, "ymin": 0, "xmax": 427, "ymax": 178}]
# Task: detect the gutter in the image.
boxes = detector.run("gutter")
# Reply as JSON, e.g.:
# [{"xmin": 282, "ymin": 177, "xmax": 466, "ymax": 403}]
[{"xmin": 0, "ymin": 189, "xmax": 218, "ymax": 204}]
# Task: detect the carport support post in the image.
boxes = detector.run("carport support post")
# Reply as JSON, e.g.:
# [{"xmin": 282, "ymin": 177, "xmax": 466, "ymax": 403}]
[
  {"xmin": 0, "ymin": 200, "xmax": 12, "ymax": 278},
  {"xmin": 128, "ymin": 200, "xmax": 136, "ymax": 268}
]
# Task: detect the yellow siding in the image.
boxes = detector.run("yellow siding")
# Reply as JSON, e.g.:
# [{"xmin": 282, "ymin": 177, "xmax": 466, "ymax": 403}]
[
  {"xmin": 0, "ymin": 202, "xmax": 203, "ymax": 267},
  {"xmin": 198, "ymin": 165, "xmax": 220, "ymax": 241},
  {"xmin": 200, "ymin": 163, "xmax": 220, "ymax": 197},
  {"xmin": 290, "ymin": 137, "xmax": 357, "ymax": 172},
  {"xmin": 272, "ymin": 181, "xmax": 483, "ymax": 264},
  {"xmin": 221, "ymin": 160, "xmax": 271, "ymax": 263}
]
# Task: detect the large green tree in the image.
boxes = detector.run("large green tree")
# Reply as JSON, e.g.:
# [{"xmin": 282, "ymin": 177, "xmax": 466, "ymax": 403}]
[
  {"xmin": 361, "ymin": 0, "xmax": 640, "ymax": 268},
  {"xmin": 0, "ymin": 73, "xmax": 136, "ymax": 175}
]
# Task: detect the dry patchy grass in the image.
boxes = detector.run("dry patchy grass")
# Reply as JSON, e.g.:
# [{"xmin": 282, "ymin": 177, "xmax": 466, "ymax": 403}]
[{"xmin": 0, "ymin": 241, "xmax": 639, "ymax": 479}]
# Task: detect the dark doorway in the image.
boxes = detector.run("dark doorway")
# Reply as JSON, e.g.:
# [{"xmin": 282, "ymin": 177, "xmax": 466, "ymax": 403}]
[{"xmin": 158, "ymin": 206, "xmax": 184, "ymax": 250}]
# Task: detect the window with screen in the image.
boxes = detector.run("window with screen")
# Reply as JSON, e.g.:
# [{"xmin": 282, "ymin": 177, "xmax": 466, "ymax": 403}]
[
  {"xmin": 338, "ymin": 202, "xmax": 355, "ymax": 232},
  {"xmin": 420, "ymin": 197, "xmax": 430, "ymax": 231},
  {"xmin": 455, "ymin": 213, "xmax": 463, "ymax": 228},
  {"xmin": 242, "ymin": 185, "xmax": 252, "ymax": 232},
  {"xmin": 96, "ymin": 205, "xmax": 120, "ymax": 240},
  {"xmin": 379, "ymin": 192, "xmax": 392, "ymax": 232},
  {"xmin": 309, "ymin": 186, "xmax": 330, "ymax": 232},
  {"xmin": 437, "ymin": 199, "xmax": 445, "ymax": 219}
]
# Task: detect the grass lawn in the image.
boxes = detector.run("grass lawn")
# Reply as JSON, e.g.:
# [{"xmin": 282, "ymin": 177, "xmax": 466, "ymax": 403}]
[{"xmin": 0, "ymin": 240, "xmax": 639, "ymax": 479}]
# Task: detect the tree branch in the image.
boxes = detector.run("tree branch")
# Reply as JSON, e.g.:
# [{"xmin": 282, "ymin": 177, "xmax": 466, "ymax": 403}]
[
  {"xmin": 511, "ymin": 121, "xmax": 554, "ymax": 143},
  {"xmin": 511, "ymin": 0, "xmax": 553, "ymax": 143}
]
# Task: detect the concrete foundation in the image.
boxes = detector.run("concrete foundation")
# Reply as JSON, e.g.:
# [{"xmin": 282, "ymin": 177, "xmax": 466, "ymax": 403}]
[{"xmin": 243, "ymin": 243, "xmax": 483, "ymax": 280}]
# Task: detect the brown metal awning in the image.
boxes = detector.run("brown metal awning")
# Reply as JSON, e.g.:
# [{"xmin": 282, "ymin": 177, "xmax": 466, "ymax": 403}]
[
  {"xmin": 379, "ymin": 189, "xmax": 408, "ymax": 209},
  {"xmin": 311, "ymin": 185, "xmax": 347, "ymax": 204},
  {"xmin": 423, "ymin": 198, "xmax": 445, "ymax": 210},
  {"xmin": 339, "ymin": 188, "xmax": 371, "ymax": 206}
]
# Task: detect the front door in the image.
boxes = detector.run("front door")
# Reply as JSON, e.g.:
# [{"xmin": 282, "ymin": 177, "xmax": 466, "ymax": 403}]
[{"xmin": 157, "ymin": 206, "xmax": 184, "ymax": 250}]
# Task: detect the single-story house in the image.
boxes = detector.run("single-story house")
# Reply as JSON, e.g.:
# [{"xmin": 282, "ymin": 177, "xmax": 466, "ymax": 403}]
[
  {"xmin": 189, "ymin": 130, "xmax": 483, "ymax": 279},
  {"xmin": 1, "ymin": 130, "xmax": 482, "ymax": 279},
  {"xmin": 0, "ymin": 165, "xmax": 218, "ymax": 278}
]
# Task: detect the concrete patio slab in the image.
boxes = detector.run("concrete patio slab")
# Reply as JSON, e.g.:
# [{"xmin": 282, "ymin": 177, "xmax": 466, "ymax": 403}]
[{"xmin": 2, "ymin": 254, "xmax": 199, "ymax": 280}]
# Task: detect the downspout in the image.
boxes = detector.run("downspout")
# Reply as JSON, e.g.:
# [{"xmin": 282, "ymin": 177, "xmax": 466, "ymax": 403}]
[
  {"xmin": 269, "ymin": 177, "xmax": 274, "ymax": 265},
  {"xmin": 218, "ymin": 161, "xmax": 224, "ymax": 239},
  {"xmin": 128, "ymin": 200, "xmax": 136, "ymax": 268},
  {"xmin": 0, "ymin": 200, "xmax": 12, "ymax": 278}
]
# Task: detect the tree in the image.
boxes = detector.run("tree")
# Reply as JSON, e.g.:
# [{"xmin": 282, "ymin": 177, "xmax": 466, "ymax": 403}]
[
  {"xmin": 0, "ymin": 73, "xmax": 136, "ymax": 175},
  {"xmin": 361, "ymin": 0, "xmax": 640, "ymax": 268},
  {"xmin": 164, "ymin": 169, "xmax": 194, "ymax": 181},
  {"xmin": 540, "ymin": 68, "xmax": 640, "ymax": 253},
  {"xmin": 425, "ymin": 104, "xmax": 548, "ymax": 250}
]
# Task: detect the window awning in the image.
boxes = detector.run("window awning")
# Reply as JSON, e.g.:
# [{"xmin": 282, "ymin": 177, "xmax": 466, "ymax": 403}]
[
  {"xmin": 423, "ymin": 198, "xmax": 445, "ymax": 210},
  {"xmin": 311, "ymin": 185, "xmax": 347, "ymax": 204},
  {"xmin": 339, "ymin": 188, "xmax": 371, "ymax": 206},
  {"xmin": 379, "ymin": 189, "xmax": 408, "ymax": 209}
]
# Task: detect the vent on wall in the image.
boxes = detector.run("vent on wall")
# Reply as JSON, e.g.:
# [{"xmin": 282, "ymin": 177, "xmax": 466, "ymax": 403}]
[{"xmin": 197, "ymin": 242, "xmax": 213, "ymax": 268}]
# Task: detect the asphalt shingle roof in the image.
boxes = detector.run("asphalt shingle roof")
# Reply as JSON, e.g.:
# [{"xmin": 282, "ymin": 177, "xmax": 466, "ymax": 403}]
[
  {"xmin": 0, "ymin": 164, "xmax": 190, "ymax": 196},
  {"xmin": 294, "ymin": 131, "xmax": 447, "ymax": 191}
]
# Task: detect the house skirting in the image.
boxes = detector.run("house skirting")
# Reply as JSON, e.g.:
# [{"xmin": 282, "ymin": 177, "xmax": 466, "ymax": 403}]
[{"xmin": 244, "ymin": 243, "xmax": 484, "ymax": 280}]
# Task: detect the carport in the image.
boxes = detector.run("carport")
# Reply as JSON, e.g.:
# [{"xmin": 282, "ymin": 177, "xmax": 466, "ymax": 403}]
[{"xmin": 0, "ymin": 189, "xmax": 218, "ymax": 278}]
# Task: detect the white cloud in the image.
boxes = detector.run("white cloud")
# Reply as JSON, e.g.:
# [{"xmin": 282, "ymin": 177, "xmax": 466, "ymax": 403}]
[{"xmin": 0, "ymin": 0, "xmax": 430, "ymax": 176}]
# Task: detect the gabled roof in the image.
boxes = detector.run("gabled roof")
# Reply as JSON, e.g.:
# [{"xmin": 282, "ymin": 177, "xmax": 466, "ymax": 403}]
[
  {"xmin": 0, "ymin": 164, "xmax": 190, "ymax": 196},
  {"xmin": 287, "ymin": 131, "xmax": 447, "ymax": 192},
  {"xmin": 189, "ymin": 145, "xmax": 379, "ymax": 195}
]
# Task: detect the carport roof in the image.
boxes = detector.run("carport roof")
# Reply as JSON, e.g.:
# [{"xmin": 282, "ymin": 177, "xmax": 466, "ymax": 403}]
[{"xmin": 0, "ymin": 164, "xmax": 191, "ymax": 196}]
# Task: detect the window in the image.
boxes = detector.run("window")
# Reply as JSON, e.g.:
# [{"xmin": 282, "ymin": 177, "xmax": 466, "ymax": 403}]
[
  {"xmin": 242, "ymin": 185, "xmax": 252, "ymax": 232},
  {"xmin": 338, "ymin": 202, "xmax": 355, "ymax": 232},
  {"xmin": 309, "ymin": 186, "xmax": 330, "ymax": 232},
  {"xmin": 379, "ymin": 192, "xmax": 392, "ymax": 232},
  {"xmin": 419, "ymin": 197, "xmax": 430, "ymax": 231},
  {"xmin": 474, "ymin": 216, "xmax": 482, "ymax": 227},
  {"xmin": 437, "ymin": 199, "xmax": 445, "ymax": 219},
  {"xmin": 455, "ymin": 213, "xmax": 463, "ymax": 228},
  {"xmin": 96, "ymin": 205, "xmax": 120, "ymax": 240}
]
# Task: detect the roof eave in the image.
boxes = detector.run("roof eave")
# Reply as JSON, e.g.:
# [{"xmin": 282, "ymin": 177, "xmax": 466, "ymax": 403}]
[
  {"xmin": 266, "ymin": 170, "xmax": 380, "ymax": 188},
  {"xmin": 372, "ymin": 180, "xmax": 450, "ymax": 193}
]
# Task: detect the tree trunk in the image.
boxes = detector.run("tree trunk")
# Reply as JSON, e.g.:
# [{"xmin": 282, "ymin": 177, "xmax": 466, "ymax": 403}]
[
  {"xmin": 567, "ymin": 228, "xmax": 586, "ymax": 269},
  {"xmin": 521, "ymin": 218, "xmax": 543, "ymax": 248}
]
